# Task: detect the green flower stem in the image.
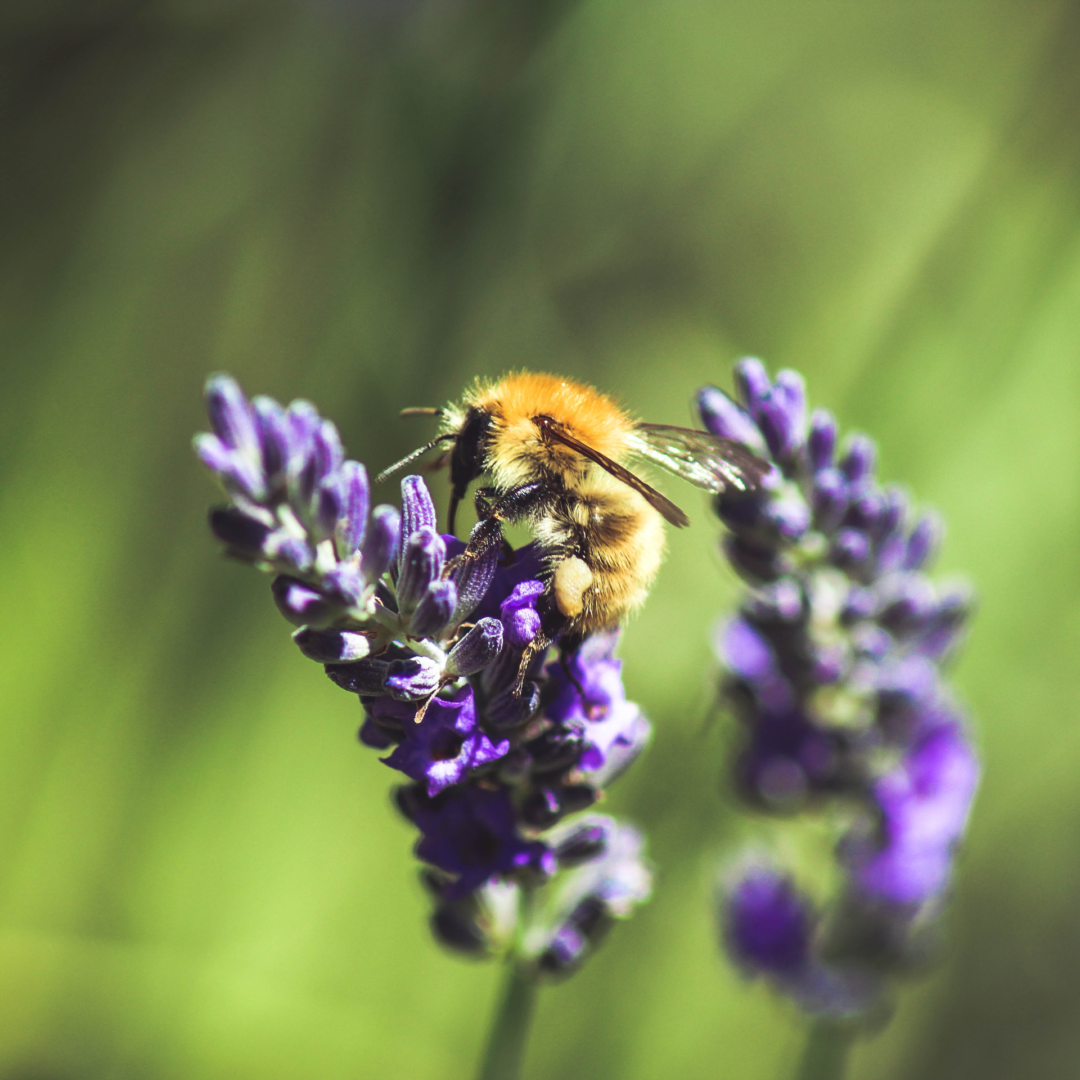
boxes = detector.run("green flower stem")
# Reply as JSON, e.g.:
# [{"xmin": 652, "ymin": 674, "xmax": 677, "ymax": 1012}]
[
  {"xmin": 795, "ymin": 1021, "xmax": 855, "ymax": 1080},
  {"xmin": 477, "ymin": 962, "xmax": 538, "ymax": 1080}
]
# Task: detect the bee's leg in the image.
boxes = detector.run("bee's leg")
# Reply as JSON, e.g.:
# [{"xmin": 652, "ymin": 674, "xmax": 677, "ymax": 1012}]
[
  {"xmin": 557, "ymin": 634, "xmax": 588, "ymax": 705},
  {"xmin": 452, "ymin": 482, "xmax": 548, "ymax": 567},
  {"xmin": 511, "ymin": 595, "xmax": 568, "ymax": 697}
]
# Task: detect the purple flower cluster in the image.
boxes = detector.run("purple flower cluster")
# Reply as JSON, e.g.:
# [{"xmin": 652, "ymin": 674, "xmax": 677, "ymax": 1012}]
[
  {"xmin": 701, "ymin": 359, "xmax": 979, "ymax": 1017},
  {"xmin": 196, "ymin": 375, "xmax": 651, "ymax": 973}
]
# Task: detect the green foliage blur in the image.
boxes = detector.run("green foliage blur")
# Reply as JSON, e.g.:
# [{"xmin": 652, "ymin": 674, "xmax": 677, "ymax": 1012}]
[{"xmin": 2, "ymin": 2, "xmax": 1079, "ymax": 1077}]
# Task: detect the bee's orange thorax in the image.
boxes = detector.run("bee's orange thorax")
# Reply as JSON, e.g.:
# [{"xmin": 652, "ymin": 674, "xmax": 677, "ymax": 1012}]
[{"xmin": 464, "ymin": 371, "xmax": 633, "ymax": 461}]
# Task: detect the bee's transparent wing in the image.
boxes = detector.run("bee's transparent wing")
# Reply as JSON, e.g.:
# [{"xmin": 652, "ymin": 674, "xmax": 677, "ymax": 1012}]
[
  {"xmin": 629, "ymin": 424, "xmax": 770, "ymax": 494},
  {"xmin": 536, "ymin": 417, "xmax": 691, "ymax": 527}
]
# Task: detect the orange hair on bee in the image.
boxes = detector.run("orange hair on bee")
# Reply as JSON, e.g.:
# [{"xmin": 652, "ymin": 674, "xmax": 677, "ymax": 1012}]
[{"xmin": 463, "ymin": 372, "xmax": 635, "ymax": 479}]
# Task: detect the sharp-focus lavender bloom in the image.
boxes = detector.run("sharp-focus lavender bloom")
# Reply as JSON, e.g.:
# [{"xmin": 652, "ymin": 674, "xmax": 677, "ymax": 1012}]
[
  {"xmin": 374, "ymin": 687, "xmax": 510, "ymax": 796},
  {"xmin": 410, "ymin": 786, "xmax": 556, "ymax": 900},
  {"xmin": 703, "ymin": 359, "xmax": 979, "ymax": 1019},
  {"xmin": 196, "ymin": 375, "xmax": 651, "ymax": 972}
]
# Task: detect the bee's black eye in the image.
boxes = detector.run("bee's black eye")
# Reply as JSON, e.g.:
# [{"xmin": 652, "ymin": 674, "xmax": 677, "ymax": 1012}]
[{"xmin": 451, "ymin": 408, "xmax": 492, "ymax": 490}]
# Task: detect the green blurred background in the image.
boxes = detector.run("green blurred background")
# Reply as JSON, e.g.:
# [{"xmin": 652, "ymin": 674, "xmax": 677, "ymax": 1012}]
[{"xmin": 2, "ymin": 2, "xmax": 1079, "ymax": 1077}]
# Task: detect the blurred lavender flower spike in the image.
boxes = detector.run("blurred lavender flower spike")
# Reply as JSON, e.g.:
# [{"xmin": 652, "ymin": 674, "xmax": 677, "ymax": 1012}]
[
  {"xmin": 703, "ymin": 359, "xmax": 979, "ymax": 1022},
  {"xmin": 531, "ymin": 816, "xmax": 653, "ymax": 976},
  {"xmin": 196, "ymin": 373, "xmax": 652, "ymax": 978},
  {"xmin": 720, "ymin": 859, "xmax": 883, "ymax": 1018}
]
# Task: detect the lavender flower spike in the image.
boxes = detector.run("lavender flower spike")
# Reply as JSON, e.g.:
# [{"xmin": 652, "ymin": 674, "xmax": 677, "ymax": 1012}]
[
  {"xmin": 195, "ymin": 374, "xmax": 653, "ymax": 1016},
  {"xmin": 705, "ymin": 359, "xmax": 979, "ymax": 1026}
]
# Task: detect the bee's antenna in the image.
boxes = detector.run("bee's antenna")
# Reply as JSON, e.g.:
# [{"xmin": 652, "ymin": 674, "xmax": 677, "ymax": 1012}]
[
  {"xmin": 400, "ymin": 407, "xmax": 442, "ymax": 418},
  {"xmin": 375, "ymin": 434, "xmax": 456, "ymax": 485}
]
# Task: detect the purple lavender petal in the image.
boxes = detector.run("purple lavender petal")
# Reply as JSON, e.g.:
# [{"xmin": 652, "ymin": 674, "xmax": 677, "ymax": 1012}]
[
  {"xmin": 545, "ymin": 633, "xmax": 623, "ymax": 724},
  {"xmin": 843, "ymin": 486, "xmax": 885, "ymax": 534},
  {"xmin": 525, "ymin": 722, "xmax": 587, "ymax": 775},
  {"xmin": 877, "ymin": 574, "xmax": 937, "ymax": 635},
  {"xmin": 763, "ymin": 491, "xmax": 811, "ymax": 542},
  {"xmin": 552, "ymin": 819, "xmax": 611, "ymax": 867},
  {"xmin": 540, "ymin": 909, "xmax": 597, "ymax": 972},
  {"xmin": 520, "ymin": 784, "xmax": 597, "ymax": 829},
  {"xmin": 205, "ymin": 374, "xmax": 260, "ymax": 457},
  {"xmin": 850, "ymin": 623, "xmax": 892, "ymax": 659},
  {"xmin": 314, "ymin": 472, "xmax": 345, "ymax": 541},
  {"xmin": 903, "ymin": 511, "xmax": 943, "ymax": 571},
  {"xmin": 445, "ymin": 618, "xmax": 504, "ymax": 677},
  {"xmin": 413, "ymin": 786, "xmax": 553, "ymax": 899},
  {"xmin": 539, "ymin": 821, "xmax": 652, "ymax": 973},
  {"xmin": 841, "ymin": 586, "xmax": 878, "ymax": 624},
  {"xmin": 807, "ymin": 409, "xmax": 837, "ymax": 472},
  {"xmin": 913, "ymin": 588, "xmax": 972, "ymax": 658},
  {"xmin": 399, "ymin": 476, "xmax": 438, "ymax": 573},
  {"xmin": 385, "ymin": 656, "xmax": 442, "ymax": 701},
  {"xmin": 757, "ymin": 370, "xmax": 807, "ymax": 461},
  {"xmin": 292, "ymin": 627, "xmax": 373, "ymax": 663},
  {"xmin": 322, "ymin": 562, "xmax": 365, "ymax": 607},
  {"xmin": 757, "ymin": 396, "xmax": 794, "ymax": 462},
  {"xmin": 267, "ymin": 534, "xmax": 312, "ymax": 573},
  {"xmin": 208, "ymin": 506, "xmax": 273, "ymax": 557},
  {"xmin": 716, "ymin": 492, "xmax": 765, "ymax": 534},
  {"xmin": 195, "ymin": 434, "xmax": 265, "ymax": 501},
  {"xmin": 719, "ymin": 618, "xmax": 776, "ymax": 681},
  {"xmin": 325, "ymin": 659, "xmax": 391, "ymax": 695},
  {"xmin": 875, "ymin": 533, "xmax": 909, "ymax": 576},
  {"xmin": 468, "ymin": 542, "xmax": 547, "ymax": 622},
  {"xmin": 485, "ymin": 681, "xmax": 542, "ymax": 728},
  {"xmin": 846, "ymin": 719, "xmax": 979, "ymax": 906},
  {"xmin": 194, "ymin": 432, "xmax": 235, "ymax": 477},
  {"xmin": 722, "ymin": 863, "xmax": 814, "ymax": 977},
  {"xmin": 336, "ymin": 460, "xmax": 370, "ymax": 557},
  {"xmin": 811, "ymin": 644, "xmax": 847, "ymax": 684},
  {"xmin": 271, "ymin": 575, "xmax": 340, "ymax": 627},
  {"xmin": 410, "ymin": 579, "xmax": 459, "ymax": 639},
  {"xmin": 839, "ymin": 434, "xmax": 876, "ymax": 484},
  {"xmin": 500, "ymin": 580, "xmax": 545, "ymax": 649},
  {"xmin": 874, "ymin": 655, "xmax": 939, "ymax": 714},
  {"xmin": 811, "ymin": 467, "xmax": 849, "ymax": 534},
  {"xmin": 723, "ymin": 534, "xmax": 785, "ymax": 583},
  {"xmin": 311, "ymin": 419, "xmax": 344, "ymax": 487},
  {"xmin": 746, "ymin": 579, "xmax": 803, "ymax": 623},
  {"xmin": 448, "ymin": 540, "xmax": 499, "ymax": 625},
  {"xmin": 284, "ymin": 399, "xmax": 318, "ymax": 462},
  {"xmin": 774, "ymin": 370, "xmax": 807, "ymax": 437},
  {"xmin": 733, "ymin": 357, "xmax": 772, "ymax": 419},
  {"xmin": 580, "ymin": 703, "xmax": 652, "ymax": 787},
  {"xmin": 831, "ymin": 528, "xmax": 871, "ymax": 573},
  {"xmin": 382, "ymin": 686, "xmax": 509, "ymax": 795},
  {"xmin": 876, "ymin": 486, "xmax": 908, "ymax": 542},
  {"xmin": 696, "ymin": 386, "xmax": 767, "ymax": 451},
  {"xmin": 738, "ymin": 710, "xmax": 844, "ymax": 804},
  {"xmin": 359, "ymin": 718, "xmax": 398, "ymax": 750},
  {"xmin": 252, "ymin": 395, "xmax": 290, "ymax": 490},
  {"xmin": 361, "ymin": 505, "xmax": 400, "ymax": 583},
  {"xmin": 397, "ymin": 527, "xmax": 446, "ymax": 614},
  {"xmin": 284, "ymin": 400, "xmax": 321, "ymax": 502}
]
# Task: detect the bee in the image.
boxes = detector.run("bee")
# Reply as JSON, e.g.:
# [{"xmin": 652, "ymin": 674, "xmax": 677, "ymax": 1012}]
[{"xmin": 377, "ymin": 372, "xmax": 769, "ymax": 678}]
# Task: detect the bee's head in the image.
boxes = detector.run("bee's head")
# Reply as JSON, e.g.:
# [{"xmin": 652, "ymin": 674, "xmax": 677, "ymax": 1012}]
[
  {"xmin": 374, "ymin": 405, "xmax": 492, "ymax": 536},
  {"xmin": 448, "ymin": 406, "xmax": 493, "ymax": 533}
]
